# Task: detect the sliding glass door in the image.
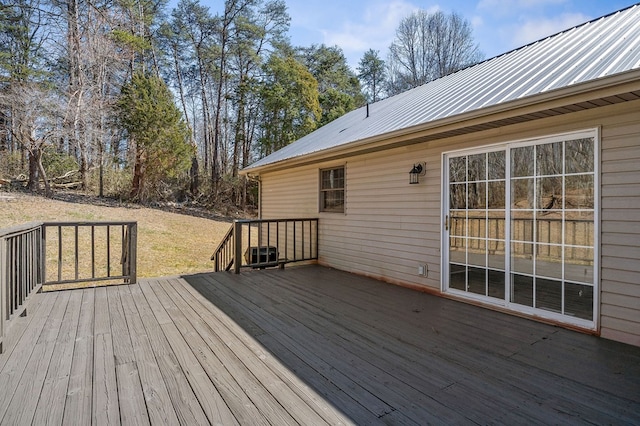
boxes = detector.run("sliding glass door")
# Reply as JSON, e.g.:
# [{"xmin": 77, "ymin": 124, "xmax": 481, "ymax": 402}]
[{"xmin": 445, "ymin": 131, "xmax": 597, "ymax": 326}]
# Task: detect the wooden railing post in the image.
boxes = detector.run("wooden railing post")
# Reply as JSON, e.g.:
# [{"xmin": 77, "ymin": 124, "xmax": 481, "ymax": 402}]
[
  {"xmin": 39, "ymin": 225, "xmax": 45, "ymax": 289},
  {"xmin": 129, "ymin": 223, "xmax": 137, "ymax": 284},
  {"xmin": 234, "ymin": 220, "xmax": 242, "ymax": 274},
  {"xmin": 0, "ymin": 236, "xmax": 5, "ymax": 354}
]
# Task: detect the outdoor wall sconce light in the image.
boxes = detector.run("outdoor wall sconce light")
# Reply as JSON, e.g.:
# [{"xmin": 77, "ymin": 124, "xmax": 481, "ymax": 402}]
[{"xmin": 409, "ymin": 162, "xmax": 426, "ymax": 184}]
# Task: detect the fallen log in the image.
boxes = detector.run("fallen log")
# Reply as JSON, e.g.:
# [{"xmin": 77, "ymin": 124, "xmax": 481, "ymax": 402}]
[{"xmin": 52, "ymin": 181, "xmax": 83, "ymax": 189}]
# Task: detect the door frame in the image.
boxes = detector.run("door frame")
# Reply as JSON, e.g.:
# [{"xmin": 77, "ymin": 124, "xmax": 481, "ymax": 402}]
[{"xmin": 440, "ymin": 128, "xmax": 600, "ymax": 331}]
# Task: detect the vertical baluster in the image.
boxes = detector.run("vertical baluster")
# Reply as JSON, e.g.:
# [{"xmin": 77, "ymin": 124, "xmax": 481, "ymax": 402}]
[
  {"xmin": 91, "ymin": 226, "xmax": 95, "ymax": 278},
  {"xmin": 107, "ymin": 225, "xmax": 111, "ymax": 277},
  {"xmin": 293, "ymin": 221, "xmax": 297, "ymax": 262},
  {"xmin": 40, "ymin": 225, "xmax": 46, "ymax": 286},
  {"xmin": 301, "ymin": 221, "xmax": 305, "ymax": 260},
  {"xmin": 75, "ymin": 225, "xmax": 79, "ymax": 280},
  {"xmin": 234, "ymin": 221, "xmax": 242, "ymax": 274},
  {"xmin": 247, "ymin": 223, "xmax": 251, "ymax": 266},
  {"xmin": 57, "ymin": 225, "xmax": 62, "ymax": 283},
  {"xmin": 284, "ymin": 221, "xmax": 288, "ymax": 263},
  {"xmin": 129, "ymin": 223, "xmax": 137, "ymax": 284}
]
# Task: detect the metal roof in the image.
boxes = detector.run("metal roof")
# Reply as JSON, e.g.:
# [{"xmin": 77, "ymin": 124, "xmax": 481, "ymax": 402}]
[{"xmin": 246, "ymin": 4, "xmax": 640, "ymax": 172}]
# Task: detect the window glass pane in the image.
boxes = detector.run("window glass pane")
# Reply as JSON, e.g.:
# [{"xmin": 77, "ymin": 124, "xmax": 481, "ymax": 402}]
[
  {"xmin": 511, "ymin": 274, "xmax": 533, "ymax": 306},
  {"xmin": 488, "ymin": 151, "xmax": 505, "ymax": 180},
  {"xmin": 565, "ymin": 175, "xmax": 593, "ymax": 209},
  {"xmin": 511, "ymin": 242, "xmax": 534, "ymax": 274},
  {"xmin": 537, "ymin": 176, "xmax": 562, "ymax": 210},
  {"xmin": 321, "ymin": 168, "xmax": 344, "ymax": 190},
  {"xmin": 511, "ymin": 212, "xmax": 534, "ymax": 242},
  {"xmin": 322, "ymin": 190, "xmax": 344, "ymax": 212},
  {"xmin": 488, "ymin": 270, "xmax": 505, "ymax": 299},
  {"xmin": 488, "ymin": 241, "xmax": 505, "ymax": 269},
  {"xmin": 333, "ymin": 168, "xmax": 344, "ymax": 187},
  {"xmin": 468, "ymin": 154, "xmax": 486, "ymax": 181},
  {"xmin": 511, "ymin": 145, "xmax": 534, "ymax": 177},
  {"xmin": 536, "ymin": 278, "xmax": 562, "ymax": 313},
  {"xmin": 535, "ymin": 245, "xmax": 562, "ymax": 279},
  {"xmin": 467, "ymin": 213, "xmax": 486, "ymax": 239},
  {"xmin": 450, "ymin": 212, "xmax": 466, "ymax": 237},
  {"xmin": 511, "ymin": 178, "xmax": 534, "ymax": 209},
  {"xmin": 565, "ymin": 282, "xmax": 593, "ymax": 320},
  {"xmin": 450, "ymin": 264, "xmax": 466, "ymax": 290},
  {"xmin": 468, "ymin": 242, "xmax": 486, "ymax": 267},
  {"xmin": 449, "ymin": 237, "xmax": 466, "ymax": 263},
  {"xmin": 468, "ymin": 267, "xmax": 486, "ymax": 295},
  {"xmin": 450, "ymin": 183, "xmax": 467, "ymax": 209},
  {"xmin": 487, "ymin": 212, "xmax": 505, "ymax": 240},
  {"xmin": 468, "ymin": 182, "xmax": 486, "ymax": 209},
  {"xmin": 564, "ymin": 211, "xmax": 594, "ymax": 247},
  {"xmin": 488, "ymin": 181, "xmax": 505, "ymax": 209},
  {"xmin": 321, "ymin": 170, "xmax": 331, "ymax": 189},
  {"xmin": 449, "ymin": 156, "xmax": 466, "ymax": 182},
  {"xmin": 536, "ymin": 214, "xmax": 562, "ymax": 244},
  {"xmin": 536, "ymin": 142, "xmax": 563, "ymax": 176},
  {"xmin": 565, "ymin": 138, "xmax": 594, "ymax": 174},
  {"xmin": 564, "ymin": 247, "xmax": 594, "ymax": 284}
]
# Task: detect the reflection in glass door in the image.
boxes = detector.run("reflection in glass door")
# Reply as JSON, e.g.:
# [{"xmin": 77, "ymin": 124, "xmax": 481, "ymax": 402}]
[
  {"xmin": 448, "ymin": 150, "xmax": 506, "ymax": 301},
  {"xmin": 445, "ymin": 132, "xmax": 597, "ymax": 326},
  {"xmin": 509, "ymin": 137, "xmax": 595, "ymax": 321}
]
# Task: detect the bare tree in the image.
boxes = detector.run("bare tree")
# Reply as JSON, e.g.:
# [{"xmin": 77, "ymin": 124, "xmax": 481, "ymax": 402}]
[
  {"xmin": 387, "ymin": 10, "xmax": 483, "ymax": 95},
  {"xmin": 2, "ymin": 84, "xmax": 64, "ymax": 196}
]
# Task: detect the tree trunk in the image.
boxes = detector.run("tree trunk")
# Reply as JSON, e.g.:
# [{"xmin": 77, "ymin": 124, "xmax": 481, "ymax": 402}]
[
  {"xmin": 27, "ymin": 150, "xmax": 39, "ymax": 191},
  {"xmin": 130, "ymin": 143, "xmax": 145, "ymax": 201}
]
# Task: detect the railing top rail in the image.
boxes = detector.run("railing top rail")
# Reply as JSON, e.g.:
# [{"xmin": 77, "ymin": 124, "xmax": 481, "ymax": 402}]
[
  {"xmin": 234, "ymin": 218, "xmax": 318, "ymax": 224},
  {"xmin": 42, "ymin": 221, "xmax": 137, "ymax": 227},
  {"xmin": 0, "ymin": 222, "xmax": 44, "ymax": 238}
]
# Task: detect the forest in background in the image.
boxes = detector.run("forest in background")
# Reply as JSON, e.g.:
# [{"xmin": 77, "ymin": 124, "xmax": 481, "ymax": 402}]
[{"xmin": 0, "ymin": 0, "xmax": 482, "ymax": 210}]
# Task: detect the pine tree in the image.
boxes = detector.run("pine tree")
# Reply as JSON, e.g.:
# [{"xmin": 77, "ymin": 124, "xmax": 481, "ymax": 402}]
[{"xmin": 117, "ymin": 72, "xmax": 193, "ymax": 201}]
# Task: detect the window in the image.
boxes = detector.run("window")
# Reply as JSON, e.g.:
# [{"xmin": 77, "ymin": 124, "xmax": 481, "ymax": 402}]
[{"xmin": 320, "ymin": 167, "xmax": 345, "ymax": 212}]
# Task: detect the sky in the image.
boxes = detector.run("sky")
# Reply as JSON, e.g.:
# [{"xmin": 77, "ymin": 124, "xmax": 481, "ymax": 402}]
[{"xmin": 282, "ymin": 0, "xmax": 640, "ymax": 70}]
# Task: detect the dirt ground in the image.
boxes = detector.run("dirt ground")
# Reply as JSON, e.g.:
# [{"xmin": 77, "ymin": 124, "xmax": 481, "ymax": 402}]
[{"xmin": 0, "ymin": 191, "xmax": 239, "ymax": 281}]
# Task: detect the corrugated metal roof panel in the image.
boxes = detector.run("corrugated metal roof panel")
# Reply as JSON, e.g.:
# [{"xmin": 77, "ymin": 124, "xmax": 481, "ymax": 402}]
[{"xmin": 247, "ymin": 5, "xmax": 640, "ymax": 171}]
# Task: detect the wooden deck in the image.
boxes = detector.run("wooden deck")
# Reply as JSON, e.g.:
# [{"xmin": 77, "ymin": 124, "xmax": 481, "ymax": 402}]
[{"xmin": 1, "ymin": 265, "xmax": 639, "ymax": 425}]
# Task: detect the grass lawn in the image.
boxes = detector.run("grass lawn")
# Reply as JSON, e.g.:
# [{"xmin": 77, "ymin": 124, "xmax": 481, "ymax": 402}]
[{"xmin": 0, "ymin": 191, "xmax": 239, "ymax": 282}]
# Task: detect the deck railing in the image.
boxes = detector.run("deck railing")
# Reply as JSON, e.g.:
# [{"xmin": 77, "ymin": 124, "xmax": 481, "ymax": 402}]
[
  {"xmin": 212, "ymin": 218, "xmax": 319, "ymax": 274},
  {"xmin": 42, "ymin": 222, "xmax": 137, "ymax": 286},
  {"xmin": 0, "ymin": 221, "xmax": 137, "ymax": 353},
  {"xmin": 0, "ymin": 223, "xmax": 43, "ymax": 353}
]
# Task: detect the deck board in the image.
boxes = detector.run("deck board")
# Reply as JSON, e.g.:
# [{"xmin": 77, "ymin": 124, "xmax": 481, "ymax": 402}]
[
  {"xmin": 119, "ymin": 285, "xmax": 180, "ymax": 426},
  {"xmin": 32, "ymin": 290, "xmax": 82, "ymax": 425},
  {"xmin": 63, "ymin": 288, "xmax": 95, "ymax": 425},
  {"xmin": 0, "ymin": 265, "xmax": 639, "ymax": 425}
]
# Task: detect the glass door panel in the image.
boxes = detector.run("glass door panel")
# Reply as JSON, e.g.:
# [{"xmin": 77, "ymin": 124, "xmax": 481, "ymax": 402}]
[
  {"xmin": 447, "ymin": 151, "xmax": 506, "ymax": 300},
  {"xmin": 445, "ymin": 132, "xmax": 596, "ymax": 325},
  {"xmin": 508, "ymin": 136, "xmax": 595, "ymax": 321}
]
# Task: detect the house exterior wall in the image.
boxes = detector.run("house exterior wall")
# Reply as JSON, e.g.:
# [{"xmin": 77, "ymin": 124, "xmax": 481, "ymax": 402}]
[{"xmin": 259, "ymin": 99, "xmax": 640, "ymax": 346}]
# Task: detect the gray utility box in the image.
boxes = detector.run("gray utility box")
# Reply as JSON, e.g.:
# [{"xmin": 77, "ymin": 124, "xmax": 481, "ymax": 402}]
[{"xmin": 244, "ymin": 246, "xmax": 278, "ymax": 264}]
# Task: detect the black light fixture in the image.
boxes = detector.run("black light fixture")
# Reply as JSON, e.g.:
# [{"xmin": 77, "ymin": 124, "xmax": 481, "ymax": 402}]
[{"xmin": 409, "ymin": 162, "xmax": 426, "ymax": 184}]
